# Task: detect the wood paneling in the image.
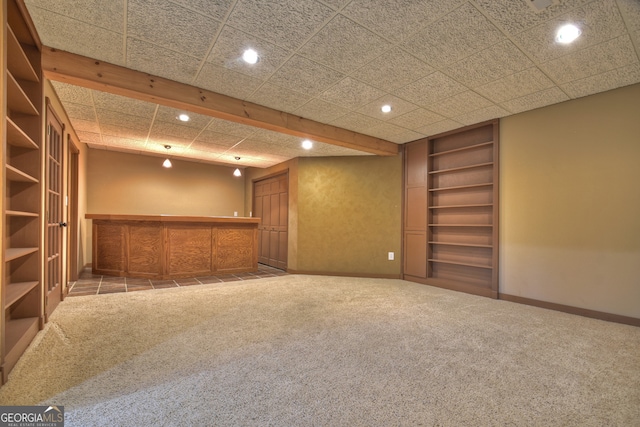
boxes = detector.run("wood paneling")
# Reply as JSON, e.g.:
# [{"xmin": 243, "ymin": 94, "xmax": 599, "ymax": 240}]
[
  {"xmin": 88, "ymin": 215, "xmax": 259, "ymax": 279},
  {"xmin": 404, "ymin": 121, "xmax": 499, "ymax": 298},
  {"xmin": 128, "ymin": 224, "xmax": 163, "ymax": 277}
]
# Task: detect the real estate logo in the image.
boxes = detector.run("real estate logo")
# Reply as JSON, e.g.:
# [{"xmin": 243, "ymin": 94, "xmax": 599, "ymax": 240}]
[{"xmin": 0, "ymin": 406, "xmax": 64, "ymax": 427}]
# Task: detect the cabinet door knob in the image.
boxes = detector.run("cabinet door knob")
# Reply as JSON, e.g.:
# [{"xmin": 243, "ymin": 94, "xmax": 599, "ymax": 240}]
[{"xmin": 59, "ymin": 222, "xmax": 68, "ymax": 227}]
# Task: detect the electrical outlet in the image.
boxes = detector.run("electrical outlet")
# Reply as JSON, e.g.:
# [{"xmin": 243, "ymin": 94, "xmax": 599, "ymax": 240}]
[
  {"xmin": 388, "ymin": 252, "xmax": 394, "ymax": 261},
  {"xmin": 234, "ymin": 211, "xmax": 238, "ymax": 217}
]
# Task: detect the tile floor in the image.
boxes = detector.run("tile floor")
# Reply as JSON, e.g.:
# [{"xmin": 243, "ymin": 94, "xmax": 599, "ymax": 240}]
[{"xmin": 68, "ymin": 264, "xmax": 288, "ymax": 297}]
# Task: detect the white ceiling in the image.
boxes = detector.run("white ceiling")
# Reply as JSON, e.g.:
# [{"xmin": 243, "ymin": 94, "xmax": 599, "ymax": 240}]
[{"xmin": 24, "ymin": 0, "xmax": 640, "ymax": 168}]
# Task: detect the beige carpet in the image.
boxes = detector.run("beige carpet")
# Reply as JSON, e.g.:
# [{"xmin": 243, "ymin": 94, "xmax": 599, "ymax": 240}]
[{"xmin": 0, "ymin": 275, "xmax": 638, "ymax": 426}]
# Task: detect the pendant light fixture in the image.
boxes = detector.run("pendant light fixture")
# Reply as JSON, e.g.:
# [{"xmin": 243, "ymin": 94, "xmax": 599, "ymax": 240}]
[
  {"xmin": 163, "ymin": 145, "xmax": 172, "ymax": 168},
  {"xmin": 233, "ymin": 157, "xmax": 242, "ymax": 177}
]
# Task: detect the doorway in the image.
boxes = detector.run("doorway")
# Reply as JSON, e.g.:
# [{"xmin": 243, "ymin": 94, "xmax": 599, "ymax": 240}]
[
  {"xmin": 253, "ymin": 172, "xmax": 288, "ymax": 270},
  {"xmin": 45, "ymin": 103, "xmax": 65, "ymax": 320}
]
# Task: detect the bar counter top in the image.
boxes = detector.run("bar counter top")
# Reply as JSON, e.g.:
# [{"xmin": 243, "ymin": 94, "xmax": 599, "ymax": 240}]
[{"xmin": 86, "ymin": 213, "xmax": 260, "ymax": 224}]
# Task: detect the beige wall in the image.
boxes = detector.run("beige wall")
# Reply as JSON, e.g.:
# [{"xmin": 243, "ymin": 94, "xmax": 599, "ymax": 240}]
[
  {"xmin": 500, "ymin": 83, "xmax": 640, "ymax": 318},
  {"xmin": 87, "ymin": 149, "xmax": 245, "ymax": 216}
]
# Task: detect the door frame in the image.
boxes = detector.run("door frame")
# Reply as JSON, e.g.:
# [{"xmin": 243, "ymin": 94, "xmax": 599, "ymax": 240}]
[{"xmin": 66, "ymin": 135, "xmax": 80, "ymax": 285}]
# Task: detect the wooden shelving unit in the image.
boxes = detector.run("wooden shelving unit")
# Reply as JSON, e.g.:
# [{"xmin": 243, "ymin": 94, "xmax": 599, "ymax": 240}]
[
  {"xmin": 403, "ymin": 121, "xmax": 499, "ymax": 298},
  {"xmin": 1, "ymin": 0, "xmax": 44, "ymax": 384}
]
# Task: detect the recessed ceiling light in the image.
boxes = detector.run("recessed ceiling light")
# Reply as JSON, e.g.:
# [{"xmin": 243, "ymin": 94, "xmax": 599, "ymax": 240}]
[
  {"xmin": 242, "ymin": 49, "xmax": 259, "ymax": 64},
  {"xmin": 555, "ymin": 23, "xmax": 581, "ymax": 44},
  {"xmin": 381, "ymin": 105, "xmax": 392, "ymax": 113},
  {"xmin": 178, "ymin": 113, "xmax": 190, "ymax": 122},
  {"xmin": 302, "ymin": 139, "xmax": 313, "ymax": 150}
]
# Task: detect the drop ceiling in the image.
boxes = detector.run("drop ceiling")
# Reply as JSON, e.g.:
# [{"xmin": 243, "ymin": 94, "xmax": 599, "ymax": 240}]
[{"xmin": 23, "ymin": 0, "xmax": 640, "ymax": 169}]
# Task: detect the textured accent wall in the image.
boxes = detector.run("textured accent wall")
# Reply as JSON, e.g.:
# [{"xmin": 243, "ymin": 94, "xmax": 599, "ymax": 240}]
[
  {"xmin": 296, "ymin": 155, "xmax": 402, "ymax": 276},
  {"xmin": 500, "ymin": 83, "xmax": 640, "ymax": 318}
]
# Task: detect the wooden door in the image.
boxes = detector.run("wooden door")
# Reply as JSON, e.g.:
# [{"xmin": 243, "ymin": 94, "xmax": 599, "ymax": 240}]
[
  {"xmin": 253, "ymin": 172, "xmax": 288, "ymax": 270},
  {"xmin": 45, "ymin": 105, "xmax": 65, "ymax": 320}
]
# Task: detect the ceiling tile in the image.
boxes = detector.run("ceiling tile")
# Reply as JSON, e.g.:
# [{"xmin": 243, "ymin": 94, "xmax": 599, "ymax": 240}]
[
  {"xmin": 356, "ymin": 95, "xmax": 419, "ymax": 121},
  {"xmin": 205, "ymin": 118, "xmax": 258, "ymax": 138},
  {"xmin": 206, "ymin": 26, "xmax": 291, "ymax": 80},
  {"xmin": 330, "ymin": 112, "xmax": 383, "ymax": 134},
  {"xmin": 97, "ymin": 109, "xmax": 152, "ymax": 132},
  {"xmin": 193, "ymin": 131, "xmax": 244, "ymax": 148},
  {"xmin": 618, "ymin": 0, "xmax": 640, "ymax": 44},
  {"xmin": 560, "ymin": 62, "xmax": 640, "ymax": 99},
  {"xmin": 267, "ymin": 55, "xmax": 345, "ymax": 96},
  {"xmin": 393, "ymin": 72, "xmax": 467, "ymax": 107},
  {"xmin": 246, "ymin": 83, "xmax": 312, "ymax": 113},
  {"xmin": 475, "ymin": 67, "xmax": 556, "ymax": 104},
  {"xmin": 298, "ymin": 15, "xmax": 393, "ymax": 74},
  {"xmin": 50, "ymin": 82, "xmax": 94, "ymax": 105},
  {"xmin": 415, "ymin": 119, "xmax": 464, "ymax": 137},
  {"xmin": 367, "ymin": 123, "xmax": 424, "ymax": 144},
  {"xmin": 500, "ymin": 87, "xmax": 569, "ymax": 114},
  {"xmin": 454, "ymin": 105, "xmax": 510, "ymax": 126},
  {"xmin": 103, "ymin": 135, "xmax": 147, "ymax": 149},
  {"xmin": 249, "ymin": 129, "xmax": 302, "ymax": 146},
  {"xmin": 126, "ymin": 38, "xmax": 201, "ymax": 84},
  {"xmin": 25, "ymin": 0, "xmax": 123, "ymax": 32},
  {"xmin": 63, "ymin": 103, "xmax": 96, "ymax": 122},
  {"xmin": 541, "ymin": 36, "xmax": 637, "ymax": 84},
  {"xmin": 514, "ymin": 0, "xmax": 628, "ymax": 64},
  {"xmin": 99, "ymin": 124, "xmax": 149, "ymax": 140},
  {"xmin": 25, "ymin": 6, "xmax": 124, "ymax": 65},
  {"xmin": 226, "ymin": 0, "xmax": 335, "ymax": 50},
  {"xmin": 147, "ymin": 136, "xmax": 192, "ymax": 151},
  {"xmin": 194, "ymin": 63, "xmax": 264, "ymax": 99},
  {"xmin": 444, "ymin": 40, "xmax": 534, "ymax": 87},
  {"xmin": 388, "ymin": 108, "xmax": 446, "ymax": 130},
  {"xmin": 293, "ymin": 99, "xmax": 349, "ymax": 123},
  {"xmin": 154, "ymin": 106, "xmax": 212, "ymax": 129},
  {"xmin": 342, "ymin": 0, "xmax": 464, "ymax": 43},
  {"xmin": 127, "ymin": 0, "xmax": 220, "ymax": 58},
  {"xmin": 169, "ymin": 0, "xmax": 235, "ymax": 21},
  {"xmin": 351, "ymin": 49, "xmax": 435, "ymax": 92},
  {"xmin": 92, "ymin": 91, "xmax": 157, "ymax": 118},
  {"xmin": 75, "ymin": 131, "xmax": 101, "ymax": 144},
  {"xmin": 150, "ymin": 121, "xmax": 201, "ymax": 141},
  {"xmin": 72, "ymin": 120, "xmax": 101, "ymax": 134},
  {"xmin": 188, "ymin": 141, "xmax": 231, "ymax": 154},
  {"xmin": 474, "ymin": 0, "xmax": 592, "ymax": 34},
  {"xmin": 318, "ymin": 77, "xmax": 386, "ymax": 110},
  {"xmin": 430, "ymin": 91, "xmax": 494, "ymax": 117},
  {"xmin": 401, "ymin": 2, "xmax": 504, "ymax": 67}
]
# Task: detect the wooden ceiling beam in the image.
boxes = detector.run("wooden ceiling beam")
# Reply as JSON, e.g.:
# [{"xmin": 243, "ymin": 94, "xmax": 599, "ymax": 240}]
[{"xmin": 41, "ymin": 47, "xmax": 399, "ymax": 157}]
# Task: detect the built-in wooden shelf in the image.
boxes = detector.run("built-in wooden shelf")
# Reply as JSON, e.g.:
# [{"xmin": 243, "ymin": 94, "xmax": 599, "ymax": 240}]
[
  {"xmin": 5, "ymin": 282, "xmax": 39, "ymax": 309},
  {"xmin": 6, "ymin": 117, "xmax": 39, "ymax": 149},
  {"xmin": 429, "ymin": 241, "xmax": 493, "ymax": 248},
  {"xmin": 6, "ymin": 164, "xmax": 38, "ymax": 183},
  {"xmin": 429, "ymin": 204, "xmax": 493, "ymax": 209},
  {"xmin": 428, "ymin": 183, "xmax": 493, "ymax": 192},
  {"xmin": 6, "ymin": 72, "xmax": 38, "ymax": 116},
  {"xmin": 6, "ymin": 26, "xmax": 39, "ymax": 83},
  {"xmin": 5, "ymin": 247, "xmax": 38, "ymax": 262},
  {"xmin": 429, "ymin": 224, "xmax": 493, "ymax": 227},
  {"xmin": 428, "ymin": 162, "xmax": 493, "ymax": 175},
  {"xmin": 429, "ymin": 141, "xmax": 494, "ymax": 157},
  {"xmin": 5, "ymin": 210, "xmax": 39, "ymax": 217},
  {"xmin": 3, "ymin": 0, "xmax": 44, "ymax": 385},
  {"xmin": 428, "ymin": 259, "xmax": 492, "ymax": 269}
]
